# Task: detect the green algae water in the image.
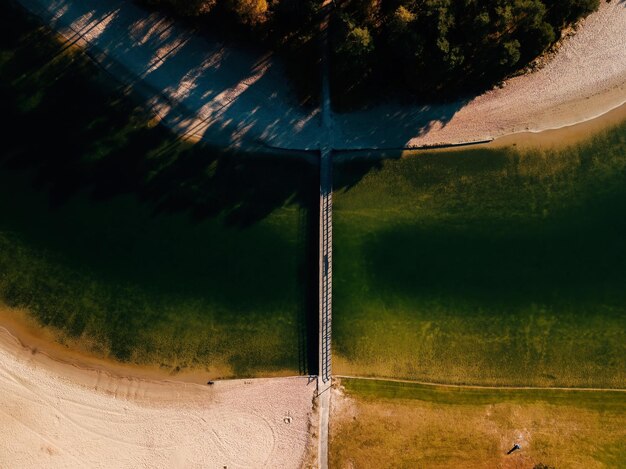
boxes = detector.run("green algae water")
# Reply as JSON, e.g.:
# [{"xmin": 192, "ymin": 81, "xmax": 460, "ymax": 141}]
[
  {"xmin": 0, "ymin": 167, "xmax": 315, "ymax": 376},
  {"xmin": 333, "ymin": 123, "xmax": 626, "ymax": 387},
  {"xmin": 0, "ymin": 3, "xmax": 317, "ymax": 377}
]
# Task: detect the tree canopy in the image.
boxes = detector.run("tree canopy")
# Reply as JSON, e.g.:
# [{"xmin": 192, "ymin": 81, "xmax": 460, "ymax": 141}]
[
  {"xmin": 140, "ymin": 0, "xmax": 600, "ymax": 106},
  {"xmin": 331, "ymin": 0, "xmax": 599, "ymax": 106}
]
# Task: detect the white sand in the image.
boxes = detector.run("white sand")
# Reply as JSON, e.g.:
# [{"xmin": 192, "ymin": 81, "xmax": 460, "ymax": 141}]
[
  {"xmin": 0, "ymin": 326, "xmax": 316, "ymax": 468},
  {"xmin": 15, "ymin": 0, "xmax": 626, "ymax": 150}
]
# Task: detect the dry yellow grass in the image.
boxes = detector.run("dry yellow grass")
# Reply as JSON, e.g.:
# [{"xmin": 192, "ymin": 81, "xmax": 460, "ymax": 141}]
[{"xmin": 330, "ymin": 379, "xmax": 626, "ymax": 468}]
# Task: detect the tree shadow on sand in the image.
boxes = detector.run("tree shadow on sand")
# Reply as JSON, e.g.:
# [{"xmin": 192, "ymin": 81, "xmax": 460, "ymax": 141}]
[
  {"xmin": 21, "ymin": 0, "xmax": 324, "ymax": 150},
  {"xmin": 1, "ymin": 5, "xmax": 318, "ymax": 226}
]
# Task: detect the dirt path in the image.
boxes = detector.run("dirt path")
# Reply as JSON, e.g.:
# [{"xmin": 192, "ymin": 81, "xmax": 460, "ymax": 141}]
[
  {"xmin": 16, "ymin": 0, "xmax": 626, "ymax": 151},
  {"xmin": 335, "ymin": 375, "xmax": 626, "ymax": 393}
]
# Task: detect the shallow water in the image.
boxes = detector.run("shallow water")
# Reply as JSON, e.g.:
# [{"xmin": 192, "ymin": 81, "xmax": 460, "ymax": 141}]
[
  {"xmin": 333, "ymin": 118, "xmax": 626, "ymax": 387},
  {"xmin": 0, "ymin": 164, "xmax": 316, "ymax": 376}
]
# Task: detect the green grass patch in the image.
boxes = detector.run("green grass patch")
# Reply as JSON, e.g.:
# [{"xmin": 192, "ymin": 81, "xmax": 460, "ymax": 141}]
[
  {"xmin": 0, "ymin": 1, "xmax": 318, "ymax": 377},
  {"xmin": 333, "ymin": 126, "xmax": 626, "ymax": 387},
  {"xmin": 332, "ymin": 378, "xmax": 626, "ymax": 468}
]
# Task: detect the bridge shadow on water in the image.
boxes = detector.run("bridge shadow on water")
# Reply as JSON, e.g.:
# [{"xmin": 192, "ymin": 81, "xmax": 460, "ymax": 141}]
[{"xmin": 297, "ymin": 189, "xmax": 320, "ymax": 376}]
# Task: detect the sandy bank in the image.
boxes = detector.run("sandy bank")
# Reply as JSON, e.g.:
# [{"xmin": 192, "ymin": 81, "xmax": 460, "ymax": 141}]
[
  {"xmin": 0, "ymin": 317, "xmax": 316, "ymax": 468},
  {"xmin": 15, "ymin": 0, "xmax": 626, "ymax": 151},
  {"xmin": 336, "ymin": 2, "xmax": 626, "ymax": 149}
]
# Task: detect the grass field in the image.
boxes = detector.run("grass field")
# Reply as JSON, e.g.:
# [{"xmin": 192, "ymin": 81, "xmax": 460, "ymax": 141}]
[
  {"xmin": 333, "ymin": 126, "xmax": 626, "ymax": 387},
  {"xmin": 330, "ymin": 378, "xmax": 626, "ymax": 468},
  {"xmin": 0, "ymin": 2, "xmax": 317, "ymax": 377}
]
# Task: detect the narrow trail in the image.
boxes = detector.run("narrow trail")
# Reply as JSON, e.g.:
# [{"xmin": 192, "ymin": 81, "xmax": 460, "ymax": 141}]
[{"xmin": 335, "ymin": 375, "xmax": 626, "ymax": 393}]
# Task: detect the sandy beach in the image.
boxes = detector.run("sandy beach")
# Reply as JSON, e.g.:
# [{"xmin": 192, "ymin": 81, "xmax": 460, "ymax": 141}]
[
  {"xmin": 0, "ymin": 315, "xmax": 316, "ymax": 468},
  {"xmin": 15, "ymin": 0, "xmax": 626, "ymax": 150}
]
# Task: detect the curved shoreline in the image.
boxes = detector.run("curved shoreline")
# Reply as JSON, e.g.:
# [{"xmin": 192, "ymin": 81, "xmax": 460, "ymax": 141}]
[
  {"xmin": 0, "ymin": 307, "xmax": 221, "ymax": 386},
  {"xmin": 0, "ymin": 308, "xmax": 316, "ymax": 468},
  {"xmin": 0, "ymin": 306, "xmax": 298, "ymax": 386},
  {"xmin": 1, "ymin": 305, "xmax": 622, "ymax": 396},
  {"xmin": 486, "ymin": 98, "xmax": 626, "ymax": 149},
  {"xmin": 332, "ymin": 90, "xmax": 626, "ymax": 153}
]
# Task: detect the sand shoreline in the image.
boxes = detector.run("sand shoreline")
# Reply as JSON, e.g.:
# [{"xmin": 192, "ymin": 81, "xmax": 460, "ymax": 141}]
[
  {"xmin": 0, "ymin": 306, "xmax": 316, "ymax": 467},
  {"xmin": 0, "ymin": 306, "xmax": 300, "ymax": 386},
  {"xmin": 332, "ymin": 100, "xmax": 626, "ymax": 160}
]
